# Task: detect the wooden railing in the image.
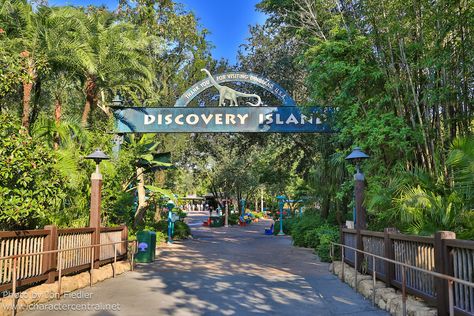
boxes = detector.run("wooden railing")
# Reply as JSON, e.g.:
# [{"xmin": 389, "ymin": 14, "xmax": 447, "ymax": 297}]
[
  {"xmin": 446, "ymin": 239, "xmax": 474, "ymax": 314},
  {"xmin": 341, "ymin": 228, "xmax": 474, "ymax": 315},
  {"xmin": 0, "ymin": 230, "xmax": 49, "ymax": 289},
  {"xmin": 100, "ymin": 227, "xmax": 126, "ymax": 261},
  {"xmin": 0, "ymin": 225, "xmax": 128, "ymax": 293}
]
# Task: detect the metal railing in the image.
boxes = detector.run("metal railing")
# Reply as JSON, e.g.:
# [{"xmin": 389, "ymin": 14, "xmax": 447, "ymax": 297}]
[
  {"xmin": 0, "ymin": 240, "xmax": 137, "ymax": 315},
  {"xmin": 330, "ymin": 242, "xmax": 474, "ymax": 316}
]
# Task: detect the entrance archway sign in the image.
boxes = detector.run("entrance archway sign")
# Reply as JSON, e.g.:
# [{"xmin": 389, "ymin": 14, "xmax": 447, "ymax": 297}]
[
  {"xmin": 113, "ymin": 70, "xmax": 333, "ymax": 133},
  {"xmin": 174, "ymin": 71, "xmax": 296, "ymax": 107}
]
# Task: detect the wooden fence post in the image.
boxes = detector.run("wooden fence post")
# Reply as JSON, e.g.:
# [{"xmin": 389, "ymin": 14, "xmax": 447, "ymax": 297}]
[
  {"xmin": 434, "ymin": 231, "xmax": 456, "ymax": 316},
  {"xmin": 43, "ymin": 225, "xmax": 58, "ymax": 283},
  {"xmin": 92, "ymin": 227, "xmax": 100, "ymax": 269},
  {"xmin": 339, "ymin": 226, "xmax": 345, "ymax": 262},
  {"xmin": 356, "ymin": 229, "xmax": 363, "ymax": 271},
  {"xmin": 121, "ymin": 225, "xmax": 128, "ymax": 256},
  {"xmin": 383, "ymin": 228, "xmax": 397, "ymax": 286}
]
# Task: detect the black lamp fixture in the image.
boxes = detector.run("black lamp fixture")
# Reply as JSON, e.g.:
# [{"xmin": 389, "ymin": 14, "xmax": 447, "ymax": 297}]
[
  {"xmin": 85, "ymin": 149, "xmax": 110, "ymax": 173},
  {"xmin": 345, "ymin": 147, "xmax": 369, "ymax": 172},
  {"xmin": 112, "ymin": 93, "xmax": 123, "ymax": 107}
]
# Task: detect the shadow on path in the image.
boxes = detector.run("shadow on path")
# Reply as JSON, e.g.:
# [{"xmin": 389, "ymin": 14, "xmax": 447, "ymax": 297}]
[{"xmin": 26, "ymin": 212, "xmax": 387, "ymax": 316}]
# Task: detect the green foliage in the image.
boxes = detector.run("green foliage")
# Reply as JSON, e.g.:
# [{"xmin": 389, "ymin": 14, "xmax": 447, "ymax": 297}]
[
  {"xmin": 315, "ymin": 225, "xmax": 339, "ymax": 262},
  {"xmin": 144, "ymin": 220, "xmax": 191, "ymax": 240},
  {"xmin": 228, "ymin": 213, "xmax": 240, "ymax": 225},
  {"xmin": 273, "ymin": 218, "xmax": 295, "ymax": 235},
  {"xmin": 291, "ymin": 213, "xmax": 325, "ymax": 247},
  {"xmin": 0, "ymin": 115, "xmax": 66, "ymax": 229},
  {"xmin": 276, "ymin": 210, "xmax": 340, "ymax": 262}
]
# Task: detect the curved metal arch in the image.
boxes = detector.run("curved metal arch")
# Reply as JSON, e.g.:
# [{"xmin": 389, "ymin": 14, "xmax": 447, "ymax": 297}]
[{"xmin": 174, "ymin": 72, "xmax": 296, "ymax": 107}]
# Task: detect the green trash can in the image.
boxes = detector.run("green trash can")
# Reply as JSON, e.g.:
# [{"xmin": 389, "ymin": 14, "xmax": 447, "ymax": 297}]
[
  {"xmin": 135, "ymin": 231, "xmax": 156, "ymax": 263},
  {"xmin": 210, "ymin": 216, "xmax": 223, "ymax": 227}
]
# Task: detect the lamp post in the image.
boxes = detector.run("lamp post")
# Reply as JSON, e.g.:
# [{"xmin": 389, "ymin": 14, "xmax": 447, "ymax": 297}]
[
  {"xmin": 240, "ymin": 198, "xmax": 246, "ymax": 216},
  {"xmin": 276, "ymin": 195, "xmax": 286, "ymax": 236},
  {"xmin": 345, "ymin": 147, "xmax": 370, "ymax": 230},
  {"xmin": 112, "ymin": 93, "xmax": 123, "ymax": 107},
  {"xmin": 111, "ymin": 94, "xmax": 124, "ymax": 158},
  {"xmin": 85, "ymin": 149, "xmax": 110, "ymax": 268},
  {"xmin": 166, "ymin": 200, "xmax": 176, "ymax": 244},
  {"xmin": 224, "ymin": 200, "xmax": 229, "ymax": 227}
]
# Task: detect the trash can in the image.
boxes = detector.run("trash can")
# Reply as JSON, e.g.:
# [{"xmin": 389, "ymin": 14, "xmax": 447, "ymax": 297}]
[
  {"xmin": 210, "ymin": 216, "xmax": 223, "ymax": 227},
  {"xmin": 135, "ymin": 231, "xmax": 156, "ymax": 263}
]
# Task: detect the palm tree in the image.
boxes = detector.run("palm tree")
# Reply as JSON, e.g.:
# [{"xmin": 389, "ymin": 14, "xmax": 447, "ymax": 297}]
[
  {"xmin": 76, "ymin": 9, "xmax": 153, "ymax": 126},
  {"xmin": 121, "ymin": 134, "xmax": 173, "ymax": 226},
  {"xmin": 0, "ymin": 2, "xmax": 92, "ymax": 130},
  {"xmin": 0, "ymin": 0, "xmax": 39, "ymax": 129}
]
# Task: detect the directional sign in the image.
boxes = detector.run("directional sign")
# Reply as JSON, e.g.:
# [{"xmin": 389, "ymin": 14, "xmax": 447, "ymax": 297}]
[{"xmin": 114, "ymin": 107, "xmax": 333, "ymax": 133}]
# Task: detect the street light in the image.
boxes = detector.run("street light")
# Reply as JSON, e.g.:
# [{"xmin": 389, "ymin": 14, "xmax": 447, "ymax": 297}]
[
  {"xmin": 276, "ymin": 195, "xmax": 286, "ymax": 236},
  {"xmin": 85, "ymin": 149, "xmax": 110, "ymax": 268},
  {"xmin": 240, "ymin": 198, "xmax": 246, "ymax": 216},
  {"xmin": 85, "ymin": 149, "xmax": 110, "ymax": 174},
  {"xmin": 166, "ymin": 200, "xmax": 176, "ymax": 244},
  {"xmin": 112, "ymin": 93, "xmax": 123, "ymax": 107},
  {"xmin": 345, "ymin": 147, "xmax": 370, "ymax": 230}
]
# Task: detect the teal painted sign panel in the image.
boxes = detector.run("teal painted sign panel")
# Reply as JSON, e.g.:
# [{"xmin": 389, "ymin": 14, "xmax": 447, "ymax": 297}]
[{"xmin": 114, "ymin": 107, "xmax": 332, "ymax": 133}]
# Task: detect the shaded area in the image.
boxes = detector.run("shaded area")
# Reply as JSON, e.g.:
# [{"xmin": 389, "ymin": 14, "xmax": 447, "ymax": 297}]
[{"xmin": 26, "ymin": 212, "xmax": 387, "ymax": 316}]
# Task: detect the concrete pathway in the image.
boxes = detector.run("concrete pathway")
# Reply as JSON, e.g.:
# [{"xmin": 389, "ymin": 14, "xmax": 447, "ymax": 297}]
[{"xmin": 27, "ymin": 212, "xmax": 387, "ymax": 316}]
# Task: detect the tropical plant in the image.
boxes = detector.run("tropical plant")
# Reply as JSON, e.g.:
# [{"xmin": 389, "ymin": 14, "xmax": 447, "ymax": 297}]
[
  {"xmin": 75, "ymin": 9, "xmax": 153, "ymax": 126},
  {"xmin": 0, "ymin": 114, "xmax": 67, "ymax": 229}
]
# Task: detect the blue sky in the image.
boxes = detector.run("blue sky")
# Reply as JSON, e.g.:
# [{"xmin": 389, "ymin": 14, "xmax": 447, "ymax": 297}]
[{"xmin": 49, "ymin": 0, "xmax": 267, "ymax": 64}]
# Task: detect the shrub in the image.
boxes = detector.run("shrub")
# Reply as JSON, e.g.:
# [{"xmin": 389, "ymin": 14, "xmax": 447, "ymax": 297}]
[
  {"xmin": 228, "ymin": 213, "xmax": 239, "ymax": 225},
  {"xmin": 173, "ymin": 221, "xmax": 191, "ymax": 239},
  {"xmin": 291, "ymin": 213, "xmax": 324, "ymax": 247},
  {"xmin": 303, "ymin": 228, "xmax": 320, "ymax": 249},
  {"xmin": 143, "ymin": 220, "xmax": 191, "ymax": 240},
  {"xmin": 313, "ymin": 225, "xmax": 339, "ymax": 262},
  {"xmin": 176, "ymin": 209, "xmax": 187, "ymax": 220},
  {"xmin": 273, "ymin": 219, "xmax": 295, "ymax": 235},
  {"xmin": 155, "ymin": 231, "xmax": 167, "ymax": 244},
  {"xmin": 0, "ymin": 115, "xmax": 67, "ymax": 229},
  {"xmin": 251, "ymin": 211, "xmax": 264, "ymax": 219}
]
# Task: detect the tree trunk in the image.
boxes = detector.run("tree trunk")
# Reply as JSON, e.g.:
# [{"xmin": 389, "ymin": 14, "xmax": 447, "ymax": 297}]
[
  {"xmin": 134, "ymin": 167, "xmax": 148, "ymax": 226},
  {"xmin": 321, "ymin": 195, "xmax": 330, "ymax": 219},
  {"xmin": 21, "ymin": 57, "xmax": 36, "ymax": 130},
  {"xmin": 81, "ymin": 76, "xmax": 97, "ymax": 127},
  {"xmin": 21, "ymin": 81, "xmax": 33, "ymax": 129},
  {"xmin": 53, "ymin": 97, "xmax": 62, "ymax": 150}
]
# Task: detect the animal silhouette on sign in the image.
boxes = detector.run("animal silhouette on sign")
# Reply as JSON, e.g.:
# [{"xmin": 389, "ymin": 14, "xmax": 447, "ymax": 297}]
[{"xmin": 201, "ymin": 69, "xmax": 263, "ymax": 107}]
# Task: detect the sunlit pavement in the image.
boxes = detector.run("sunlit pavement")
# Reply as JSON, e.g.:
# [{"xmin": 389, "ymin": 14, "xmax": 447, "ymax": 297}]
[{"xmin": 27, "ymin": 212, "xmax": 387, "ymax": 316}]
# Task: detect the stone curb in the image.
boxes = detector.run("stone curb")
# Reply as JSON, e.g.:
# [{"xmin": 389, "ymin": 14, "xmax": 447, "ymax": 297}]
[
  {"xmin": 0, "ymin": 261, "xmax": 131, "ymax": 315},
  {"xmin": 329, "ymin": 261, "xmax": 437, "ymax": 316}
]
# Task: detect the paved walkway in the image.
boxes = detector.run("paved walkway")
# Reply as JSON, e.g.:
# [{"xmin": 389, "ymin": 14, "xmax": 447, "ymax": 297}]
[{"xmin": 28, "ymin": 212, "xmax": 387, "ymax": 316}]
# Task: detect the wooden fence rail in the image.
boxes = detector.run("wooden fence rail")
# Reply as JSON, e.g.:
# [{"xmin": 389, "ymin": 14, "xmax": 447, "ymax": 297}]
[
  {"xmin": 0, "ymin": 225, "xmax": 128, "ymax": 293},
  {"xmin": 341, "ymin": 228, "xmax": 474, "ymax": 315}
]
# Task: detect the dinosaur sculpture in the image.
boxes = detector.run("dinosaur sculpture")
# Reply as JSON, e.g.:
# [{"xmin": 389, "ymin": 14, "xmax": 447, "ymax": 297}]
[{"xmin": 201, "ymin": 69, "xmax": 263, "ymax": 107}]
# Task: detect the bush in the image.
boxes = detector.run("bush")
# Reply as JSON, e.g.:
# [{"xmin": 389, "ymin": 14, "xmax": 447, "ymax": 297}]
[
  {"xmin": 0, "ymin": 115, "xmax": 67, "ymax": 229},
  {"xmin": 313, "ymin": 225, "xmax": 339, "ymax": 262},
  {"xmin": 228, "ymin": 213, "xmax": 239, "ymax": 225},
  {"xmin": 291, "ymin": 213, "xmax": 325, "ymax": 247},
  {"xmin": 173, "ymin": 221, "xmax": 191, "ymax": 239},
  {"xmin": 142, "ymin": 220, "xmax": 191, "ymax": 240},
  {"xmin": 303, "ymin": 229, "xmax": 320, "ymax": 249},
  {"xmin": 273, "ymin": 219, "xmax": 295, "ymax": 235},
  {"xmin": 176, "ymin": 209, "xmax": 187, "ymax": 220},
  {"xmin": 251, "ymin": 211, "xmax": 264, "ymax": 219},
  {"xmin": 155, "ymin": 231, "xmax": 167, "ymax": 244}
]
